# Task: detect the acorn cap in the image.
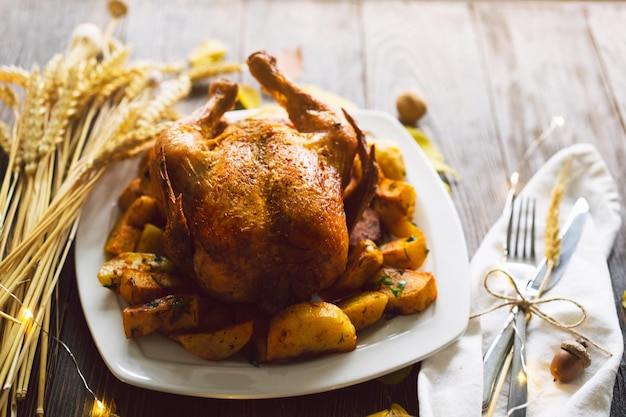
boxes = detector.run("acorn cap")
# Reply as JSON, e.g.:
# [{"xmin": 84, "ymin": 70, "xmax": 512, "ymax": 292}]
[{"xmin": 561, "ymin": 340, "xmax": 592, "ymax": 368}]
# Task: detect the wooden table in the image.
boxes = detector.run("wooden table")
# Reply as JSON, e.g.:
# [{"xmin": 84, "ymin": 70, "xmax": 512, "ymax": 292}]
[{"xmin": 2, "ymin": 1, "xmax": 625, "ymax": 416}]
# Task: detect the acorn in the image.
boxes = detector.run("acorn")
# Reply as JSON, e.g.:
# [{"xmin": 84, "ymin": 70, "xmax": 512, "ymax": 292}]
[
  {"xmin": 107, "ymin": 0, "xmax": 128, "ymax": 18},
  {"xmin": 396, "ymin": 90, "xmax": 427, "ymax": 126},
  {"xmin": 550, "ymin": 339, "xmax": 591, "ymax": 383}
]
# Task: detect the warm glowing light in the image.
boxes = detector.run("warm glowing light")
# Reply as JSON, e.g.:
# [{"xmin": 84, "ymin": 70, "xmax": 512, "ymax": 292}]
[
  {"xmin": 91, "ymin": 398, "xmax": 106, "ymax": 416},
  {"xmin": 509, "ymin": 171, "xmax": 519, "ymax": 187},
  {"xmin": 552, "ymin": 115, "xmax": 565, "ymax": 127},
  {"xmin": 516, "ymin": 370, "xmax": 527, "ymax": 385},
  {"xmin": 22, "ymin": 308, "xmax": 34, "ymax": 321}
]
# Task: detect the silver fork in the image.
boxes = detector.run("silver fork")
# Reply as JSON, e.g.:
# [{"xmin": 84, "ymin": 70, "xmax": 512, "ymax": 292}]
[{"xmin": 482, "ymin": 196, "xmax": 536, "ymax": 412}]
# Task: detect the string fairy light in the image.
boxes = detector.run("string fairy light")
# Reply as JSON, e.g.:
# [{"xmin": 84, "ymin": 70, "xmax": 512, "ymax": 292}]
[
  {"xmin": 502, "ymin": 115, "xmax": 566, "ymax": 215},
  {"xmin": 0, "ymin": 1, "xmax": 241, "ymax": 415},
  {"xmin": 0, "ymin": 0, "xmax": 244, "ymax": 417},
  {"xmin": 0, "ymin": 287, "xmax": 116, "ymax": 417},
  {"xmin": 22, "ymin": 308, "xmax": 33, "ymax": 322}
]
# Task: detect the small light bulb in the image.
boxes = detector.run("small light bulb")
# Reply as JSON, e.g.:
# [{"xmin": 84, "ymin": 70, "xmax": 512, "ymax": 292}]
[
  {"xmin": 552, "ymin": 116, "xmax": 565, "ymax": 127},
  {"xmin": 23, "ymin": 308, "xmax": 34, "ymax": 321},
  {"xmin": 92, "ymin": 399, "xmax": 106, "ymax": 416}
]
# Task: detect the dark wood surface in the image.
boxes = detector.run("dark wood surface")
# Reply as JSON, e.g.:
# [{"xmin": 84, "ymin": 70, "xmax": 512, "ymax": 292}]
[{"xmin": 1, "ymin": 1, "xmax": 625, "ymax": 416}]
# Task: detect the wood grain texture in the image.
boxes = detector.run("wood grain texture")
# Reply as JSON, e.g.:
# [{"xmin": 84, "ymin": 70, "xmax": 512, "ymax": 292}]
[
  {"xmin": 362, "ymin": 0, "xmax": 507, "ymax": 254},
  {"xmin": 1, "ymin": 1, "xmax": 625, "ymax": 416},
  {"xmin": 242, "ymin": 0, "xmax": 365, "ymax": 105},
  {"xmin": 586, "ymin": 3, "xmax": 626, "ymax": 413}
]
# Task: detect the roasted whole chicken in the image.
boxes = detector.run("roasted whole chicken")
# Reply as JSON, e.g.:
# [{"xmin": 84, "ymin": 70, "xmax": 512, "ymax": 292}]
[{"xmin": 149, "ymin": 51, "xmax": 377, "ymax": 313}]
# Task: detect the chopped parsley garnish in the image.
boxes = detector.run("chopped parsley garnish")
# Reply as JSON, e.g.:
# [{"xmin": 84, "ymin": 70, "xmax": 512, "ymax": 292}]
[{"xmin": 375, "ymin": 274, "xmax": 406, "ymax": 298}]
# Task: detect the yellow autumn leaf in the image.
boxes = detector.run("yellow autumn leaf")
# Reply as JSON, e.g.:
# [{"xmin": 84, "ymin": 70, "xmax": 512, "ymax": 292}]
[
  {"xmin": 188, "ymin": 39, "xmax": 228, "ymax": 67},
  {"xmin": 237, "ymin": 83, "xmax": 261, "ymax": 109},
  {"xmin": 405, "ymin": 126, "xmax": 458, "ymax": 177},
  {"xmin": 366, "ymin": 403, "xmax": 413, "ymax": 417}
]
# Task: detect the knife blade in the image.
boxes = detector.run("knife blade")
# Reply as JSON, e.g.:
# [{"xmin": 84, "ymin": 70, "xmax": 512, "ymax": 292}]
[
  {"xmin": 506, "ymin": 197, "xmax": 589, "ymax": 416},
  {"xmin": 482, "ymin": 197, "xmax": 590, "ymax": 411}
]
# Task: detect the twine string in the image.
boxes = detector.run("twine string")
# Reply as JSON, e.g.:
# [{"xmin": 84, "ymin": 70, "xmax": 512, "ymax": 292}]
[{"xmin": 471, "ymin": 268, "xmax": 612, "ymax": 356}]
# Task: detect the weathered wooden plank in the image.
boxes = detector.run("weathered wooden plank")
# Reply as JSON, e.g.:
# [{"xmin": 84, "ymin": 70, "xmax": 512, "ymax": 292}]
[
  {"xmin": 586, "ymin": 3, "xmax": 626, "ymax": 415},
  {"xmin": 474, "ymin": 1, "xmax": 626, "ymax": 181},
  {"xmin": 588, "ymin": 2, "xmax": 626, "ymax": 123},
  {"xmin": 0, "ymin": 1, "xmax": 105, "ymax": 66},
  {"xmin": 362, "ymin": 0, "xmax": 506, "ymax": 254},
  {"xmin": 242, "ymin": 0, "xmax": 365, "ymax": 106},
  {"xmin": 121, "ymin": 0, "xmax": 244, "ymax": 112},
  {"xmin": 121, "ymin": 0, "xmax": 243, "ymax": 63}
]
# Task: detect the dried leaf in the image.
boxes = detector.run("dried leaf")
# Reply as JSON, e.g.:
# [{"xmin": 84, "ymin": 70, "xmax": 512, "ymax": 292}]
[
  {"xmin": 237, "ymin": 83, "xmax": 261, "ymax": 109},
  {"xmin": 188, "ymin": 39, "xmax": 228, "ymax": 67},
  {"xmin": 405, "ymin": 126, "xmax": 458, "ymax": 177},
  {"xmin": 366, "ymin": 403, "xmax": 412, "ymax": 417}
]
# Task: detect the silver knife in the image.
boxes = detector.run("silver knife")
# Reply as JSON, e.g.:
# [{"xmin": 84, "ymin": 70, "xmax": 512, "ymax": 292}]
[
  {"xmin": 506, "ymin": 197, "xmax": 589, "ymax": 416},
  {"xmin": 482, "ymin": 197, "xmax": 590, "ymax": 411}
]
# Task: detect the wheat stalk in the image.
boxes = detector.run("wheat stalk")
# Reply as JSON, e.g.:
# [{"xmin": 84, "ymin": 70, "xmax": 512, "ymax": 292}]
[
  {"xmin": 0, "ymin": 2, "xmax": 241, "ymax": 413},
  {"xmin": 536, "ymin": 156, "xmax": 573, "ymax": 298}
]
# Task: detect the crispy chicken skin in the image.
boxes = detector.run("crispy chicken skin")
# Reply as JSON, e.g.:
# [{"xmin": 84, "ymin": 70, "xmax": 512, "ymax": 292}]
[{"xmin": 150, "ymin": 51, "xmax": 376, "ymax": 313}]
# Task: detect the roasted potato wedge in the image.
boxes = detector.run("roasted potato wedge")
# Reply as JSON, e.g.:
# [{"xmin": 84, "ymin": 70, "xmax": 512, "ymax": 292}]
[
  {"xmin": 104, "ymin": 223, "xmax": 142, "ymax": 256},
  {"xmin": 374, "ymin": 177, "xmax": 416, "ymax": 218},
  {"xmin": 120, "ymin": 195, "xmax": 159, "ymax": 228},
  {"xmin": 380, "ymin": 231, "xmax": 429, "ymax": 270},
  {"xmin": 117, "ymin": 177, "xmax": 144, "ymax": 211},
  {"xmin": 384, "ymin": 216, "xmax": 421, "ymax": 239},
  {"xmin": 119, "ymin": 269, "xmax": 198, "ymax": 305},
  {"xmin": 266, "ymin": 301, "xmax": 357, "ymax": 361},
  {"xmin": 337, "ymin": 291, "xmax": 389, "ymax": 331},
  {"xmin": 97, "ymin": 252, "xmax": 177, "ymax": 291},
  {"xmin": 319, "ymin": 239, "xmax": 383, "ymax": 301},
  {"xmin": 104, "ymin": 195, "xmax": 160, "ymax": 255},
  {"xmin": 172, "ymin": 320, "xmax": 254, "ymax": 361},
  {"xmin": 136, "ymin": 223, "xmax": 165, "ymax": 255},
  {"xmin": 122, "ymin": 294, "xmax": 201, "ymax": 339},
  {"xmin": 371, "ymin": 138, "xmax": 406, "ymax": 180},
  {"xmin": 371, "ymin": 267, "xmax": 437, "ymax": 315}
]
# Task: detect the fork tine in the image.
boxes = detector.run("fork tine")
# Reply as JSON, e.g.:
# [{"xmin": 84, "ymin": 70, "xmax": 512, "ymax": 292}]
[
  {"xmin": 506, "ymin": 196, "xmax": 536, "ymax": 261},
  {"xmin": 522, "ymin": 199, "xmax": 530, "ymax": 258},
  {"xmin": 505, "ymin": 195, "xmax": 516, "ymax": 257},
  {"xmin": 529, "ymin": 198, "xmax": 536, "ymax": 259},
  {"xmin": 514, "ymin": 198, "xmax": 523, "ymax": 257}
]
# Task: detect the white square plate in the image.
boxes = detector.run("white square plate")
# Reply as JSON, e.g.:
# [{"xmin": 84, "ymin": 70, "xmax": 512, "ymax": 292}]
[{"xmin": 75, "ymin": 109, "xmax": 469, "ymax": 399}]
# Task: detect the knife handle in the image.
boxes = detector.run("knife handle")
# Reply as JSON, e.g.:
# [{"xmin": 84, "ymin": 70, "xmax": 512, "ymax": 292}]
[
  {"xmin": 507, "ymin": 308, "xmax": 528, "ymax": 416},
  {"xmin": 482, "ymin": 309, "xmax": 516, "ymax": 410}
]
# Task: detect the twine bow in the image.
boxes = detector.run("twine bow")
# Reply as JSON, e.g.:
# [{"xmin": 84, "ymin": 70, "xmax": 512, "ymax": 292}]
[{"xmin": 471, "ymin": 268, "xmax": 612, "ymax": 356}]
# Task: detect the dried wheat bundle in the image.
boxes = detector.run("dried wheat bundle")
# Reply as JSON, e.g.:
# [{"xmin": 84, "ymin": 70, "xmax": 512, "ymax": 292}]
[
  {"xmin": 536, "ymin": 156, "xmax": 573, "ymax": 298},
  {"xmin": 0, "ymin": 3, "xmax": 241, "ymax": 414}
]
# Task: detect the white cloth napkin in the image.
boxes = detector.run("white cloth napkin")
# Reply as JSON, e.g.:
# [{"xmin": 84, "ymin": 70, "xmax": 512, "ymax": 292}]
[{"xmin": 417, "ymin": 143, "xmax": 622, "ymax": 417}]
